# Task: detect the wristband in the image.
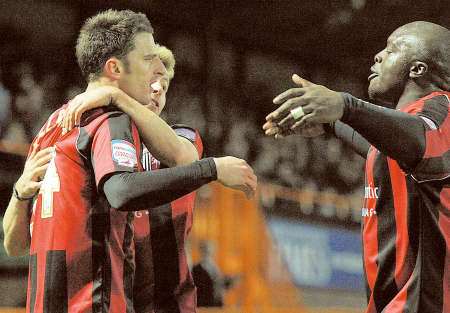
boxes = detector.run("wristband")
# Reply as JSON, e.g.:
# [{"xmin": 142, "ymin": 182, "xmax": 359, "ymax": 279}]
[{"xmin": 13, "ymin": 183, "xmax": 37, "ymax": 201}]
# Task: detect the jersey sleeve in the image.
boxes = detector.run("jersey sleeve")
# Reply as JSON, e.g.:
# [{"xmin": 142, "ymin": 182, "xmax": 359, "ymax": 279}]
[
  {"xmin": 412, "ymin": 94, "xmax": 450, "ymax": 182},
  {"xmin": 171, "ymin": 124, "xmax": 204, "ymax": 158},
  {"xmin": 91, "ymin": 112, "xmax": 142, "ymax": 188}
]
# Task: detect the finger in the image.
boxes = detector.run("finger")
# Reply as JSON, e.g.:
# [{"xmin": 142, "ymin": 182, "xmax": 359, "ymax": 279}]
[
  {"xmin": 292, "ymin": 74, "xmax": 314, "ymax": 87},
  {"xmin": 264, "ymin": 126, "xmax": 280, "ymax": 136},
  {"xmin": 28, "ymin": 181, "xmax": 42, "ymax": 193},
  {"xmin": 278, "ymin": 113, "xmax": 295, "ymax": 128},
  {"xmin": 246, "ymin": 164, "xmax": 255, "ymax": 176},
  {"xmin": 267, "ymin": 96, "xmax": 306, "ymax": 122},
  {"xmin": 244, "ymin": 185, "xmax": 255, "ymax": 199},
  {"xmin": 74, "ymin": 107, "xmax": 84, "ymax": 127},
  {"xmin": 32, "ymin": 146, "xmax": 54, "ymax": 162},
  {"xmin": 27, "ymin": 145, "xmax": 38, "ymax": 161},
  {"xmin": 32, "ymin": 163, "xmax": 50, "ymax": 180},
  {"xmin": 248, "ymin": 174, "xmax": 257, "ymax": 191},
  {"xmin": 66, "ymin": 106, "xmax": 75, "ymax": 131},
  {"xmin": 33, "ymin": 151, "xmax": 53, "ymax": 168},
  {"xmin": 262, "ymin": 120, "xmax": 276, "ymax": 131},
  {"xmin": 290, "ymin": 120, "xmax": 302, "ymax": 131},
  {"xmin": 65, "ymin": 99, "xmax": 79, "ymax": 131},
  {"xmin": 272, "ymin": 87, "xmax": 306, "ymax": 105},
  {"xmin": 296, "ymin": 113, "xmax": 319, "ymax": 129}
]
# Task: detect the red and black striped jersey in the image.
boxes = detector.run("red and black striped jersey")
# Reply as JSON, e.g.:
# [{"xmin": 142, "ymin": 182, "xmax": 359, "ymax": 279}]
[
  {"xmin": 27, "ymin": 105, "xmax": 143, "ymax": 313},
  {"xmin": 133, "ymin": 125, "xmax": 203, "ymax": 313},
  {"xmin": 362, "ymin": 92, "xmax": 450, "ymax": 313}
]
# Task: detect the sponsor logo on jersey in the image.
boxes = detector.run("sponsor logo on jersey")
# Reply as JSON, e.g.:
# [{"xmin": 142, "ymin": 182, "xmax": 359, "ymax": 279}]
[
  {"xmin": 361, "ymin": 208, "xmax": 377, "ymax": 217},
  {"xmin": 364, "ymin": 186, "xmax": 379, "ymax": 199},
  {"xmin": 112, "ymin": 140, "xmax": 137, "ymax": 168}
]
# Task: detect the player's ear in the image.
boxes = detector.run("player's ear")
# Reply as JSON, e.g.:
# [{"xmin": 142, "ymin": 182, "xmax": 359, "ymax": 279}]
[
  {"xmin": 103, "ymin": 57, "xmax": 124, "ymax": 80},
  {"xmin": 409, "ymin": 61, "xmax": 428, "ymax": 78}
]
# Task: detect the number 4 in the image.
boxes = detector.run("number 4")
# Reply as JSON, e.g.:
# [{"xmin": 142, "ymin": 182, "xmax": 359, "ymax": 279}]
[{"xmin": 40, "ymin": 151, "xmax": 60, "ymax": 218}]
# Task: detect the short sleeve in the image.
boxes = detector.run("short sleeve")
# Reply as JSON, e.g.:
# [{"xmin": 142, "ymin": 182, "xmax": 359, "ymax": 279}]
[
  {"xmin": 172, "ymin": 124, "xmax": 204, "ymax": 158},
  {"xmin": 91, "ymin": 112, "xmax": 141, "ymax": 187},
  {"xmin": 412, "ymin": 94, "xmax": 450, "ymax": 182}
]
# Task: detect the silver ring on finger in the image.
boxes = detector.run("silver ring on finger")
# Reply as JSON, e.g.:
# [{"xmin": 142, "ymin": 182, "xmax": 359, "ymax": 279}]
[{"xmin": 290, "ymin": 106, "xmax": 305, "ymax": 120}]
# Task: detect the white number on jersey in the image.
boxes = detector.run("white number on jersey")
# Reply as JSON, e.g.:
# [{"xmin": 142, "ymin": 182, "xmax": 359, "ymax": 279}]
[{"xmin": 40, "ymin": 150, "xmax": 60, "ymax": 218}]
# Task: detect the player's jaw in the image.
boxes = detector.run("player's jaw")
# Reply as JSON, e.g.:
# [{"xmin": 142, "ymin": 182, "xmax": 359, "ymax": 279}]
[{"xmin": 367, "ymin": 53, "xmax": 408, "ymax": 107}]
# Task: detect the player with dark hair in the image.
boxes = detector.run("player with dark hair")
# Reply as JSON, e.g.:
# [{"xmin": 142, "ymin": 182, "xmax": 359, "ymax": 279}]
[
  {"xmin": 62, "ymin": 45, "xmax": 206, "ymax": 312},
  {"xmin": 3, "ymin": 9, "xmax": 256, "ymax": 313},
  {"xmin": 264, "ymin": 21, "xmax": 450, "ymax": 313}
]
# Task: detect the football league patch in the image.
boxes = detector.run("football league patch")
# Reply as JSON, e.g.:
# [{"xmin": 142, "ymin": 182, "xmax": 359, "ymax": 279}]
[{"xmin": 112, "ymin": 139, "xmax": 137, "ymax": 168}]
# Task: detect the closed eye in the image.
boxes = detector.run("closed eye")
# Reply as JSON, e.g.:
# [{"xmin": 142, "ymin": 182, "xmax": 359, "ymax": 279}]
[{"xmin": 144, "ymin": 54, "xmax": 158, "ymax": 60}]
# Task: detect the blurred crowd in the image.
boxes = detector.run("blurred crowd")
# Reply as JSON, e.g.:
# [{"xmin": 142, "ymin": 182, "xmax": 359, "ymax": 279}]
[
  {"xmin": 0, "ymin": 60, "xmax": 365, "ymax": 197},
  {"xmin": 0, "ymin": 62, "xmax": 83, "ymax": 144}
]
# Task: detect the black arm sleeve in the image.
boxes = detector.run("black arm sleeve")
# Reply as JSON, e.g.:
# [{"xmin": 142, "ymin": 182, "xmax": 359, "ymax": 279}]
[
  {"xmin": 326, "ymin": 121, "xmax": 370, "ymax": 159},
  {"xmin": 340, "ymin": 93, "xmax": 426, "ymax": 170},
  {"xmin": 102, "ymin": 157, "xmax": 217, "ymax": 211}
]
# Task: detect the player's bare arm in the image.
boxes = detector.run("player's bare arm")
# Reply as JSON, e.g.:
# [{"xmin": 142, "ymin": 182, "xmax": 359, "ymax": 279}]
[
  {"xmin": 3, "ymin": 147, "xmax": 54, "ymax": 256},
  {"xmin": 60, "ymin": 86, "xmax": 198, "ymax": 167}
]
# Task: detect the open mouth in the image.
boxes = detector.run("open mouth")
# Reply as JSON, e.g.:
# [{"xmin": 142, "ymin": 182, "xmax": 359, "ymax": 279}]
[{"xmin": 151, "ymin": 99, "xmax": 159, "ymax": 108}]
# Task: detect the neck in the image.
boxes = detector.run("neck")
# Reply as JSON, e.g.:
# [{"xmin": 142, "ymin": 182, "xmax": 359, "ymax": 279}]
[
  {"xmin": 86, "ymin": 77, "xmax": 118, "ymax": 92},
  {"xmin": 396, "ymin": 80, "xmax": 441, "ymax": 110}
]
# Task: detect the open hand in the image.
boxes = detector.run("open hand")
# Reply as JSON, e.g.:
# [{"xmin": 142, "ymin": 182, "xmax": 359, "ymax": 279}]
[
  {"xmin": 263, "ymin": 74, "xmax": 344, "ymax": 137},
  {"xmin": 263, "ymin": 119, "xmax": 325, "ymax": 139},
  {"xmin": 15, "ymin": 147, "xmax": 54, "ymax": 199}
]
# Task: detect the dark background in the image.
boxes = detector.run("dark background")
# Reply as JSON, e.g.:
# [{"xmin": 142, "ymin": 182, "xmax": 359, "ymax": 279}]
[{"xmin": 0, "ymin": 0, "xmax": 447, "ymax": 307}]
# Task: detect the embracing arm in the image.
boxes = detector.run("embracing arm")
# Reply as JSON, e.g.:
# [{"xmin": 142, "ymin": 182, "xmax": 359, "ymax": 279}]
[
  {"xmin": 3, "ymin": 196, "xmax": 31, "ymax": 256},
  {"xmin": 61, "ymin": 86, "xmax": 198, "ymax": 167},
  {"xmin": 3, "ymin": 147, "xmax": 53, "ymax": 256},
  {"xmin": 112, "ymin": 90, "xmax": 198, "ymax": 166}
]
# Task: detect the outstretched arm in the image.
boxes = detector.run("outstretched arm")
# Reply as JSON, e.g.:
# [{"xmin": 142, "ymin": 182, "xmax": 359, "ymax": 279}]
[
  {"xmin": 264, "ymin": 74, "xmax": 427, "ymax": 170},
  {"xmin": 102, "ymin": 156, "xmax": 257, "ymax": 210},
  {"xmin": 90, "ymin": 113, "xmax": 257, "ymax": 212},
  {"xmin": 326, "ymin": 121, "xmax": 370, "ymax": 159}
]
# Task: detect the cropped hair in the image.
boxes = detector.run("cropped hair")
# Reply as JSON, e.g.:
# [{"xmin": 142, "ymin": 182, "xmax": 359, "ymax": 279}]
[{"xmin": 76, "ymin": 9, "xmax": 153, "ymax": 81}]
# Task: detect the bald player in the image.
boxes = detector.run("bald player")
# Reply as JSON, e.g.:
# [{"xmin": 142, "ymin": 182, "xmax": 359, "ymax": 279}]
[{"xmin": 264, "ymin": 21, "xmax": 450, "ymax": 313}]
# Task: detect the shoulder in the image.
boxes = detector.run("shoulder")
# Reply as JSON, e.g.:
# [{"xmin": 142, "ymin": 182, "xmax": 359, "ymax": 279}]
[
  {"xmin": 80, "ymin": 107, "xmax": 130, "ymax": 127},
  {"xmin": 171, "ymin": 124, "xmax": 200, "ymax": 141},
  {"xmin": 403, "ymin": 92, "xmax": 450, "ymax": 128}
]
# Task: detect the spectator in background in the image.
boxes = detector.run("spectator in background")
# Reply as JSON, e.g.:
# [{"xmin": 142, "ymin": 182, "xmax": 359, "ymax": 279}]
[
  {"xmin": 14, "ymin": 64, "xmax": 44, "ymax": 141},
  {"xmin": 192, "ymin": 240, "xmax": 238, "ymax": 307},
  {"xmin": 0, "ymin": 66, "xmax": 12, "ymax": 139}
]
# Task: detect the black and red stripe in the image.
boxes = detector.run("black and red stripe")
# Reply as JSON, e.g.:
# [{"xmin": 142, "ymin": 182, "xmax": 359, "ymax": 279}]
[{"xmin": 362, "ymin": 92, "xmax": 450, "ymax": 313}]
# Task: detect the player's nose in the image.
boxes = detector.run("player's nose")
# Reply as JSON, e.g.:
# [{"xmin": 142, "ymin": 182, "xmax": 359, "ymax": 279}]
[
  {"xmin": 374, "ymin": 50, "xmax": 383, "ymax": 63},
  {"xmin": 151, "ymin": 81, "xmax": 163, "ymax": 95}
]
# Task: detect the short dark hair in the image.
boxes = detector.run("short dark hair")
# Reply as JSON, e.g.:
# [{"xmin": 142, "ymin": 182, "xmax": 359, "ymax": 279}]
[{"xmin": 76, "ymin": 9, "xmax": 154, "ymax": 81}]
